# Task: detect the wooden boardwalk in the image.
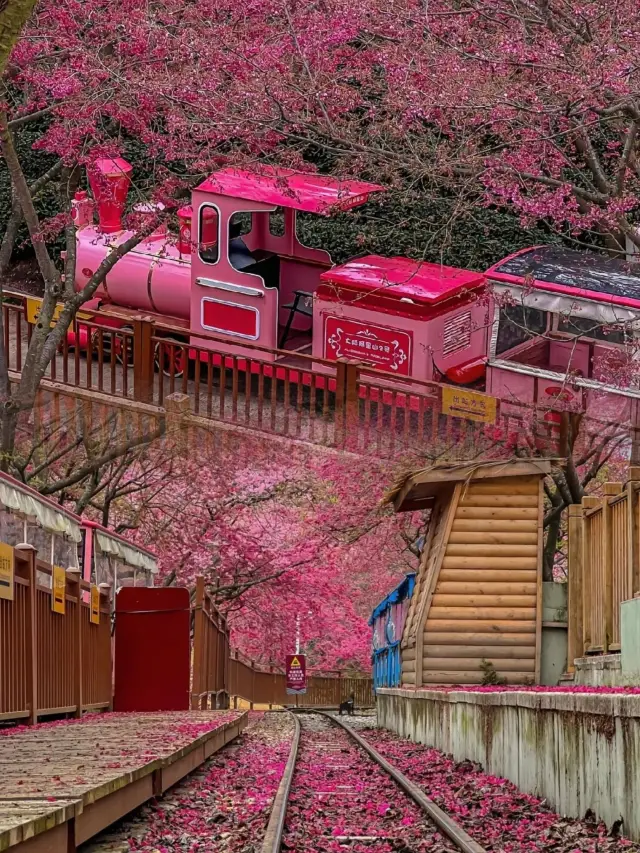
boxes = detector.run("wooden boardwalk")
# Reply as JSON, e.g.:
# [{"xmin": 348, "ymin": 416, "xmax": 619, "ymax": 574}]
[{"xmin": 0, "ymin": 711, "xmax": 247, "ymax": 853}]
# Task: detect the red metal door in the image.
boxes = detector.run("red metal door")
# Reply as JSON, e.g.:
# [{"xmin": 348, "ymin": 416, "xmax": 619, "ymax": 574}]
[{"xmin": 114, "ymin": 587, "xmax": 191, "ymax": 711}]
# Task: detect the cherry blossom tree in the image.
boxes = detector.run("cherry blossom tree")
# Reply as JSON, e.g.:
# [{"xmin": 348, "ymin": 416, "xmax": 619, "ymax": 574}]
[{"xmin": 107, "ymin": 432, "xmax": 424, "ymax": 671}]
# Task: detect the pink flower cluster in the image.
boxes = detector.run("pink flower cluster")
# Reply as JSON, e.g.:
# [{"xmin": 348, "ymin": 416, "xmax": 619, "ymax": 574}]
[{"xmin": 398, "ymin": 684, "xmax": 640, "ymax": 695}]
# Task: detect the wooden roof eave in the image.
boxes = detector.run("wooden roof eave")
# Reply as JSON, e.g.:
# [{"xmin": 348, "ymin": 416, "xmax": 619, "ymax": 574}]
[{"xmin": 392, "ymin": 459, "xmax": 554, "ymax": 513}]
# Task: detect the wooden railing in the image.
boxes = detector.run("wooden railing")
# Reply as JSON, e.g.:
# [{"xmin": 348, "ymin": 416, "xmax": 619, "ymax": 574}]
[
  {"xmin": 567, "ymin": 472, "xmax": 640, "ymax": 664},
  {"xmin": 191, "ymin": 577, "xmax": 230, "ymax": 708},
  {"xmin": 0, "ymin": 545, "xmax": 112, "ymax": 723},
  {"xmin": 191, "ymin": 579, "xmax": 374, "ymax": 708},
  {"xmin": 1, "ymin": 295, "xmax": 567, "ymax": 460}
]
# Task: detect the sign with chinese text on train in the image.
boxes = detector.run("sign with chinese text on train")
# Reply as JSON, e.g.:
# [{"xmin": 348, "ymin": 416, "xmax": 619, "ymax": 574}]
[
  {"xmin": 324, "ymin": 317, "xmax": 412, "ymax": 375},
  {"xmin": 285, "ymin": 654, "xmax": 307, "ymax": 695}
]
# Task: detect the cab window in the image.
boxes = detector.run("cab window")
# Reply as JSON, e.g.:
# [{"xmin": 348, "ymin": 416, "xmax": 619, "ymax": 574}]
[{"xmin": 496, "ymin": 305, "xmax": 548, "ymax": 355}]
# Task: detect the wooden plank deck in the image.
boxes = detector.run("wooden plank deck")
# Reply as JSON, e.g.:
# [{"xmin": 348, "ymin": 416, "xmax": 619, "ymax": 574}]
[{"xmin": 0, "ymin": 711, "xmax": 247, "ymax": 853}]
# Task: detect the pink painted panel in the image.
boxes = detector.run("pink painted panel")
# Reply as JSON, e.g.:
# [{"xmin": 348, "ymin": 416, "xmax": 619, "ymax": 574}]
[
  {"xmin": 313, "ymin": 299, "xmax": 430, "ymax": 380},
  {"xmin": 486, "ymin": 363, "xmax": 536, "ymax": 408},
  {"xmin": 585, "ymin": 388, "xmax": 632, "ymax": 424},
  {"xmin": 426, "ymin": 303, "xmax": 489, "ymax": 374},
  {"xmin": 189, "ymin": 191, "xmax": 279, "ymax": 351},
  {"xmin": 549, "ymin": 339, "xmax": 590, "ymax": 377}
]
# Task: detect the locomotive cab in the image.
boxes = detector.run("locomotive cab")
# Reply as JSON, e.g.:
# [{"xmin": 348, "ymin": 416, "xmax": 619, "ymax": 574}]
[{"xmin": 189, "ymin": 168, "xmax": 384, "ymax": 359}]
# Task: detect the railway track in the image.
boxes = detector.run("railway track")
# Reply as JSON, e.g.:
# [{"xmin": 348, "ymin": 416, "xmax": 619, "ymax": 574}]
[{"xmin": 262, "ymin": 711, "xmax": 487, "ymax": 853}]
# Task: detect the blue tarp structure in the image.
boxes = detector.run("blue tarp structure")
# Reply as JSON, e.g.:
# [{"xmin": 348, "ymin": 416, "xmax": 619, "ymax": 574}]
[{"xmin": 369, "ymin": 573, "xmax": 416, "ymax": 691}]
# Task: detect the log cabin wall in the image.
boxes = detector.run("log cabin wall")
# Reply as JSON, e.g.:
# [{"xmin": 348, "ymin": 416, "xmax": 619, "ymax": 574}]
[{"xmin": 400, "ymin": 474, "xmax": 543, "ymax": 686}]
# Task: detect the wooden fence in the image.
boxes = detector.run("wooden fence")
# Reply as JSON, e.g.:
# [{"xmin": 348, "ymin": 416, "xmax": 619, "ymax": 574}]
[
  {"xmin": 2, "ymin": 295, "xmax": 565, "ymax": 461},
  {"xmin": 567, "ymin": 471, "xmax": 640, "ymax": 665},
  {"xmin": 191, "ymin": 580, "xmax": 374, "ymax": 708},
  {"xmin": 0, "ymin": 544, "xmax": 112, "ymax": 723}
]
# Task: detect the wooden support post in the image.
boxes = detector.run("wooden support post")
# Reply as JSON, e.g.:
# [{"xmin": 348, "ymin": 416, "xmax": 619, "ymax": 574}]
[
  {"xmin": 334, "ymin": 358, "xmax": 347, "ymax": 445},
  {"xmin": 68, "ymin": 568, "xmax": 83, "ymax": 717},
  {"xmin": 603, "ymin": 484, "xmax": 622, "ymax": 653},
  {"xmin": 567, "ymin": 504, "xmax": 584, "ymax": 668},
  {"xmin": 133, "ymin": 317, "xmax": 154, "ymax": 403},
  {"xmin": 581, "ymin": 496, "xmax": 600, "ymax": 654},
  {"xmin": 16, "ymin": 545, "xmax": 38, "ymax": 725},
  {"xmin": 250, "ymin": 661, "xmax": 255, "ymax": 711},
  {"xmin": 628, "ymin": 468, "xmax": 640, "ymax": 597},
  {"xmin": 191, "ymin": 576, "xmax": 205, "ymax": 710}
]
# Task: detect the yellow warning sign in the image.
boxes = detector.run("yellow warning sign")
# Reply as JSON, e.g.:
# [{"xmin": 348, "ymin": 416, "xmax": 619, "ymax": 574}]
[
  {"xmin": 52, "ymin": 565, "xmax": 66, "ymax": 614},
  {"xmin": 442, "ymin": 386, "xmax": 497, "ymax": 424},
  {"xmin": 90, "ymin": 584, "xmax": 100, "ymax": 625},
  {"xmin": 289, "ymin": 656, "xmax": 301, "ymax": 667},
  {"xmin": 0, "ymin": 542, "xmax": 14, "ymax": 601},
  {"xmin": 26, "ymin": 297, "xmax": 91, "ymax": 328}
]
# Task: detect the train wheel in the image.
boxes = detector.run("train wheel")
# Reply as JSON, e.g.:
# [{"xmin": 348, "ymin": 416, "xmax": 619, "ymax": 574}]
[{"xmin": 154, "ymin": 340, "xmax": 187, "ymax": 378}]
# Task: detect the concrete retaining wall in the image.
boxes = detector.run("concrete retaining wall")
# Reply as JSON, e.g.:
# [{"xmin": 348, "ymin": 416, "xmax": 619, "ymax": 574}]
[
  {"xmin": 377, "ymin": 688, "xmax": 640, "ymax": 840},
  {"xmin": 574, "ymin": 654, "xmax": 625, "ymax": 687}
]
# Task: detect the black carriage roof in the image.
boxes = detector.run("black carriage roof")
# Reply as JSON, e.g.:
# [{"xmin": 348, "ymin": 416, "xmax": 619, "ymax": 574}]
[{"xmin": 487, "ymin": 246, "xmax": 640, "ymax": 306}]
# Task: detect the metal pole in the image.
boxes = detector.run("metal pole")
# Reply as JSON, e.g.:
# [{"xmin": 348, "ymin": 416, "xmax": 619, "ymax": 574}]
[{"xmin": 295, "ymin": 613, "xmax": 300, "ymax": 655}]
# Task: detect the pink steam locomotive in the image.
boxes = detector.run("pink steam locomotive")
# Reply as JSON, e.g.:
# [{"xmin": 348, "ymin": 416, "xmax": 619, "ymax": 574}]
[{"xmin": 66, "ymin": 157, "xmax": 640, "ymax": 425}]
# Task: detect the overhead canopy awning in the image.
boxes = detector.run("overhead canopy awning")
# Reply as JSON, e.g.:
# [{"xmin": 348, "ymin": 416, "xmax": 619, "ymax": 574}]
[
  {"xmin": 95, "ymin": 531, "xmax": 158, "ymax": 573},
  {"xmin": 197, "ymin": 167, "xmax": 384, "ymax": 215},
  {"xmin": 369, "ymin": 573, "xmax": 416, "ymax": 625},
  {"xmin": 491, "ymin": 281, "xmax": 640, "ymax": 327},
  {"xmin": 0, "ymin": 478, "xmax": 82, "ymax": 542},
  {"xmin": 387, "ymin": 459, "xmax": 553, "ymax": 513}
]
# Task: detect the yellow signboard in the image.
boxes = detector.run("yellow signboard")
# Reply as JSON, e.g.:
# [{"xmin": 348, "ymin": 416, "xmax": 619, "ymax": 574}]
[
  {"xmin": 90, "ymin": 585, "xmax": 100, "ymax": 625},
  {"xmin": 289, "ymin": 656, "xmax": 301, "ymax": 667},
  {"xmin": 0, "ymin": 543, "xmax": 14, "ymax": 601},
  {"xmin": 52, "ymin": 565, "xmax": 66, "ymax": 614},
  {"xmin": 442, "ymin": 387, "xmax": 497, "ymax": 424},
  {"xmin": 26, "ymin": 297, "xmax": 91, "ymax": 328}
]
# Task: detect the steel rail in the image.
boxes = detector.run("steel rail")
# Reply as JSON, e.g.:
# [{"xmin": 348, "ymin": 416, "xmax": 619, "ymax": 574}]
[
  {"xmin": 261, "ymin": 711, "xmax": 300, "ymax": 853},
  {"xmin": 263, "ymin": 709, "xmax": 487, "ymax": 853},
  {"xmin": 318, "ymin": 711, "xmax": 487, "ymax": 853}
]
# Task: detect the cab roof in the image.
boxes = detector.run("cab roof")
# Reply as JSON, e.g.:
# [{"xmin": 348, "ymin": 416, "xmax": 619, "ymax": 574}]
[
  {"xmin": 197, "ymin": 167, "xmax": 383, "ymax": 216},
  {"xmin": 487, "ymin": 246, "xmax": 640, "ymax": 310},
  {"xmin": 319, "ymin": 255, "xmax": 485, "ymax": 305}
]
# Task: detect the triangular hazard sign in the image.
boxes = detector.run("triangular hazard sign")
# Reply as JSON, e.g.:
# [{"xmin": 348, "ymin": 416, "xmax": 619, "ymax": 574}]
[{"xmin": 290, "ymin": 656, "xmax": 301, "ymax": 667}]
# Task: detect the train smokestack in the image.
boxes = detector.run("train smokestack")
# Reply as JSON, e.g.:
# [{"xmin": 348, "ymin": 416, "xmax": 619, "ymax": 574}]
[{"xmin": 88, "ymin": 158, "xmax": 133, "ymax": 234}]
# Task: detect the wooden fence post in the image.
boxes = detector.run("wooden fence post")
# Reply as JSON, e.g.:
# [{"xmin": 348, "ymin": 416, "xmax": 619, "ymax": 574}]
[
  {"xmin": 334, "ymin": 359, "xmax": 359, "ymax": 447},
  {"xmin": 335, "ymin": 358, "xmax": 346, "ymax": 445},
  {"xmin": 604, "ymin": 483, "xmax": 623, "ymax": 652},
  {"xmin": 133, "ymin": 317, "xmax": 155, "ymax": 403},
  {"xmin": 567, "ymin": 504, "xmax": 584, "ymax": 668},
  {"xmin": 68, "ymin": 568, "xmax": 83, "ymax": 717},
  {"xmin": 345, "ymin": 362, "xmax": 359, "ymax": 449},
  {"xmin": 191, "ymin": 576, "xmax": 205, "ymax": 710},
  {"xmin": 16, "ymin": 544, "xmax": 38, "ymax": 725},
  {"xmin": 250, "ymin": 661, "xmax": 255, "ymax": 710},
  {"xmin": 628, "ymin": 468, "xmax": 640, "ymax": 597},
  {"xmin": 98, "ymin": 584, "xmax": 113, "ymax": 710}
]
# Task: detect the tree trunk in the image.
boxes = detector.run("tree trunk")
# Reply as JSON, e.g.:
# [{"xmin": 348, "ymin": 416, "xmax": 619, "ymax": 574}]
[
  {"xmin": 0, "ymin": 0, "xmax": 39, "ymax": 80},
  {"xmin": 0, "ymin": 404, "xmax": 18, "ymax": 471}
]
